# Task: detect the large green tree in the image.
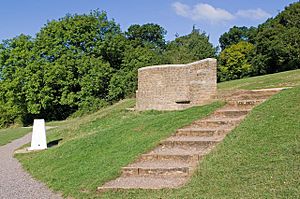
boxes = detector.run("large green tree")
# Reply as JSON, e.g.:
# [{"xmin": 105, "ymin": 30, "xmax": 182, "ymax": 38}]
[
  {"xmin": 0, "ymin": 10, "xmax": 126, "ymax": 126},
  {"xmin": 108, "ymin": 24, "xmax": 167, "ymax": 101},
  {"xmin": 219, "ymin": 26, "xmax": 257, "ymax": 50},
  {"xmin": 0, "ymin": 35, "xmax": 34, "ymax": 127},
  {"xmin": 126, "ymin": 23, "xmax": 167, "ymax": 49},
  {"xmin": 29, "ymin": 10, "xmax": 123, "ymax": 117},
  {"xmin": 254, "ymin": 2, "xmax": 300, "ymax": 74},
  {"xmin": 218, "ymin": 41, "xmax": 255, "ymax": 82},
  {"xmin": 164, "ymin": 28, "xmax": 216, "ymax": 64}
]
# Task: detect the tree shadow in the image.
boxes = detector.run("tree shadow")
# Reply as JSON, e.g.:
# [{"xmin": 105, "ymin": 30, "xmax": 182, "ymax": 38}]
[{"xmin": 47, "ymin": 138, "xmax": 63, "ymax": 148}]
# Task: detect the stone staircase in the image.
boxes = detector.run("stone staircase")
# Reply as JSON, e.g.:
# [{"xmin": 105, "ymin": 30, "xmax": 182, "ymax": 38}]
[{"xmin": 97, "ymin": 88, "xmax": 284, "ymax": 191}]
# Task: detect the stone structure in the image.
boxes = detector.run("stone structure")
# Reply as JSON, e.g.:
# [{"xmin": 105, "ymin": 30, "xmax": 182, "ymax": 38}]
[{"xmin": 136, "ymin": 58, "xmax": 217, "ymax": 111}]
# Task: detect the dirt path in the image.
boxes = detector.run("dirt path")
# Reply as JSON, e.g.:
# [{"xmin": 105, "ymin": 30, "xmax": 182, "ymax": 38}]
[{"xmin": 0, "ymin": 132, "xmax": 62, "ymax": 199}]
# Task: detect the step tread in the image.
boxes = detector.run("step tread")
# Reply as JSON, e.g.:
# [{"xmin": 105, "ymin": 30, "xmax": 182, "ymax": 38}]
[
  {"xmin": 126, "ymin": 160, "xmax": 191, "ymax": 169},
  {"xmin": 165, "ymin": 135, "xmax": 224, "ymax": 142},
  {"xmin": 99, "ymin": 176, "xmax": 188, "ymax": 190},
  {"xmin": 203, "ymin": 116, "xmax": 245, "ymax": 121},
  {"xmin": 150, "ymin": 146, "xmax": 210, "ymax": 155},
  {"xmin": 228, "ymin": 99, "xmax": 264, "ymax": 102},
  {"xmin": 215, "ymin": 108, "xmax": 251, "ymax": 112},
  {"xmin": 251, "ymin": 87, "xmax": 286, "ymax": 92},
  {"xmin": 179, "ymin": 127, "xmax": 232, "ymax": 130},
  {"xmin": 177, "ymin": 127, "xmax": 226, "ymax": 132}
]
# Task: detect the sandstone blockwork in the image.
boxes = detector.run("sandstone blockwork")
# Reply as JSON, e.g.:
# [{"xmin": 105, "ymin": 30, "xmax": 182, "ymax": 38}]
[{"xmin": 136, "ymin": 58, "xmax": 217, "ymax": 111}]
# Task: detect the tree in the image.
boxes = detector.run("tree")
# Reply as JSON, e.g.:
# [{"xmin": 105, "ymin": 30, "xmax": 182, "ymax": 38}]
[
  {"xmin": 126, "ymin": 23, "xmax": 167, "ymax": 49},
  {"xmin": 0, "ymin": 10, "xmax": 125, "ymax": 126},
  {"xmin": 219, "ymin": 26, "xmax": 257, "ymax": 50},
  {"xmin": 164, "ymin": 28, "xmax": 216, "ymax": 64},
  {"xmin": 218, "ymin": 41, "xmax": 255, "ymax": 82},
  {"xmin": 107, "ymin": 23, "xmax": 167, "ymax": 101},
  {"xmin": 0, "ymin": 35, "xmax": 34, "ymax": 127},
  {"xmin": 108, "ymin": 45, "xmax": 162, "ymax": 101},
  {"xmin": 254, "ymin": 2, "xmax": 300, "ymax": 74},
  {"xmin": 29, "ymin": 10, "xmax": 122, "ymax": 117}
]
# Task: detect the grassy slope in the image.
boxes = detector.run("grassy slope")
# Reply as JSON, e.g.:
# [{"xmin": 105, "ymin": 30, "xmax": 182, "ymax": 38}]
[
  {"xmin": 101, "ymin": 86, "xmax": 300, "ymax": 199},
  {"xmin": 2, "ymin": 69, "xmax": 299, "ymax": 147},
  {"xmin": 218, "ymin": 69, "xmax": 300, "ymax": 90},
  {"xmin": 0, "ymin": 128, "xmax": 32, "ymax": 146},
  {"xmin": 16, "ymin": 99, "xmax": 222, "ymax": 198},
  {"xmin": 3, "ymin": 69, "xmax": 299, "ymax": 198}
]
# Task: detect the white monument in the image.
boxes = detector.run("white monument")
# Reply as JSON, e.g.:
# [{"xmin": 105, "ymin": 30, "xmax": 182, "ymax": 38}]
[{"xmin": 29, "ymin": 119, "xmax": 47, "ymax": 150}]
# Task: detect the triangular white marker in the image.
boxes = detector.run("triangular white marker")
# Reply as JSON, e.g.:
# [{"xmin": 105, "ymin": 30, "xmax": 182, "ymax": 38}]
[{"xmin": 29, "ymin": 119, "xmax": 47, "ymax": 150}]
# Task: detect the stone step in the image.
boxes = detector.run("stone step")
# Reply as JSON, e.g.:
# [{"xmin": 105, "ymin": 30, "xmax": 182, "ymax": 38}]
[
  {"xmin": 191, "ymin": 117, "xmax": 243, "ymax": 128},
  {"xmin": 98, "ymin": 176, "xmax": 188, "ymax": 191},
  {"xmin": 243, "ymin": 90, "xmax": 278, "ymax": 96},
  {"xmin": 214, "ymin": 109, "xmax": 250, "ymax": 117},
  {"xmin": 150, "ymin": 145, "xmax": 210, "ymax": 156},
  {"xmin": 122, "ymin": 160, "xmax": 193, "ymax": 177},
  {"xmin": 159, "ymin": 136, "xmax": 221, "ymax": 149},
  {"xmin": 230, "ymin": 94, "xmax": 271, "ymax": 100},
  {"xmin": 217, "ymin": 88, "xmax": 283, "ymax": 100},
  {"xmin": 138, "ymin": 153, "xmax": 201, "ymax": 162},
  {"xmin": 227, "ymin": 99, "xmax": 264, "ymax": 109},
  {"xmin": 165, "ymin": 135, "xmax": 224, "ymax": 142},
  {"xmin": 250, "ymin": 88, "xmax": 284, "ymax": 94},
  {"xmin": 176, "ymin": 128, "xmax": 229, "ymax": 137}
]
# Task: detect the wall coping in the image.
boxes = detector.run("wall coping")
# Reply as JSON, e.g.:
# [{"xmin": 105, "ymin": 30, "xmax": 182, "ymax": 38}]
[{"xmin": 138, "ymin": 58, "xmax": 216, "ymax": 72}]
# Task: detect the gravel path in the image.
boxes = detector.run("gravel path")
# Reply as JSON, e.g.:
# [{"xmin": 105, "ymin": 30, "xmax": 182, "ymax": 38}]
[{"xmin": 0, "ymin": 132, "xmax": 62, "ymax": 199}]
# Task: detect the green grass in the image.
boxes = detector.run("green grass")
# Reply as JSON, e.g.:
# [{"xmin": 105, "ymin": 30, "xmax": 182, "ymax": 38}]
[
  {"xmin": 2, "ymin": 69, "xmax": 299, "ymax": 146},
  {"xmin": 16, "ymin": 99, "xmax": 222, "ymax": 198},
  {"xmin": 218, "ymin": 69, "xmax": 300, "ymax": 90},
  {"xmin": 98, "ymin": 86, "xmax": 300, "ymax": 199},
  {"xmin": 4, "ymin": 69, "xmax": 300, "ymax": 198},
  {"xmin": 0, "ymin": 128, "xmax": 32, "ymax": 146}
]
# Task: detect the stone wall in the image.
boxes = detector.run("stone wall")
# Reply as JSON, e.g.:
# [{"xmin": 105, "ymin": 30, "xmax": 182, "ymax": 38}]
[{"xmin": 136, "ymin": 58, "xmax": 217, "ymax": 111}]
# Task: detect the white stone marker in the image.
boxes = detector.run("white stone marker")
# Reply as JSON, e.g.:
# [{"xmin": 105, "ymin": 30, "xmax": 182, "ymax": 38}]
[{"xmin": 29, "ymin": 119, "xmax": 47, "ymax": 150}]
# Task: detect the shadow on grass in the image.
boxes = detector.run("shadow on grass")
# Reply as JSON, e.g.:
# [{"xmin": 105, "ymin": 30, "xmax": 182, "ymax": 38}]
[{"xmin": 47, "ymin": 138, "xmax": 63, "ymax": 148}]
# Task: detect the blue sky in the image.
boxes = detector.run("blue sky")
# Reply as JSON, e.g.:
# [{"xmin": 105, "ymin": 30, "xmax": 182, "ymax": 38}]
[{"xmin": 0, "ymin": 0, "xmax": 297, "ymax": 46}]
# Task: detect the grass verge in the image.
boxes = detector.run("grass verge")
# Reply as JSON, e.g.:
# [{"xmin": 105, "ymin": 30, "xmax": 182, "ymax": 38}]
[
  {"xmin": 218, "ymin": 69, "xmax": 300, "ymax": 90},
  {"xmin": 0, "ymin": 128, "xmax": 32, "ymax": 146},
  {"xmin": 16, "ymin": 99, "xmax": 223, "ymax": 198},
  {"xmin": 98, "ymin": 86, "xmax": 300, "ymax": 199}
]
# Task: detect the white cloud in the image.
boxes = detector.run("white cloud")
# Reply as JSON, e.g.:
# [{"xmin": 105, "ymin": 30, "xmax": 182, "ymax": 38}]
[
  {"xmin": 172, "ymin": 2, "xmax": 271, "ymax": 23},
  {"xmin": 172, "ymin": 2, "xmax": 190, "ymax": 18},
  {"xmin": 236, "ymin": 8, "xmax": 271, "ymax": 20},
  {"xmin": 172, "ymin": 2, "xmax": 235, "ymax": 24}
]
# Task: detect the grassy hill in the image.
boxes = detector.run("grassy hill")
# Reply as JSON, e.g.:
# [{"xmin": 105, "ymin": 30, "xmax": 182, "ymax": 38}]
[
  {"xmin": 218, "ymin": 69, "xmax": 300, "ymax": 90},
  {"xmin": 100, "ymin": 85, "xmax": 300, "ymax": 199},
  {"xmin": 1, "ymin": 69, "xmax": 299, "ymax": 198},
  {"xmin": 2, "ymin": 69, "xmax": 299, "ymax": 147},
  {"xmin": 15, "ymin": 100, "xmax": 222, "ymax": 198}
]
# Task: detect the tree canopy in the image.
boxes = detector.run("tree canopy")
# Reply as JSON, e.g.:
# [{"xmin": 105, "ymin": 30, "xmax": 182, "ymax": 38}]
[
  {"xmin": 218, "ymin": 41, "xmax": 255, "ymax": 82},
  {"xmin": 219, "ymin": 26, "xmax": 256, "ymax": 50},
  {"xmin": 164, "ymin": 28, "xmax": 216, "ymax": 64},
  {"xmin": 2, "ymin": 2, "xmax": 299, "ymax": 127},
  {"xmin": 218, "ymin": 2, "xmax": 300, "ymax": 82},
  {"xmin": 0, "ymin": 11, "xmax": 215, "ymax": 127},
  {"xmin": 253, "ymin": 2, "xmax": 300, "ymax": 74}
]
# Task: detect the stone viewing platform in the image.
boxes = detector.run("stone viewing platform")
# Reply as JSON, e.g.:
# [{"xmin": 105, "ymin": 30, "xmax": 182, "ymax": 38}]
[{"xmin": 136, "ymin": 58, "xmax": 217, "ymax": 111}]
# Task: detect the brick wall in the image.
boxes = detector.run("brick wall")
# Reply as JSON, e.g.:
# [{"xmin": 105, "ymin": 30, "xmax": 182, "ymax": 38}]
[{"xmin": 136, "ymin": 58, "xmax": 217, "ymax": 111}]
